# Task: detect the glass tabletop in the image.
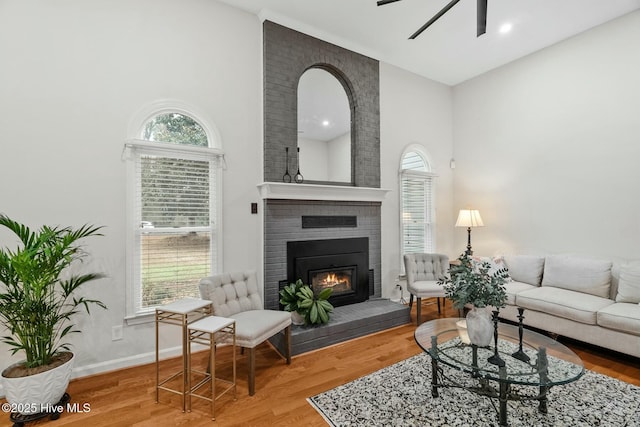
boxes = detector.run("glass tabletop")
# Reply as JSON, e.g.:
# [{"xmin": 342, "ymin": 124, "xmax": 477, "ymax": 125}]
[{"xmin": 415, "ymin": 318, "xmax": 584, "ymax": 386}]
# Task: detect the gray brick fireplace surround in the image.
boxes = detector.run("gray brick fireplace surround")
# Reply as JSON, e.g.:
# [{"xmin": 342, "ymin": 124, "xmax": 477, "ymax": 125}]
[
  {"xmin": 262, "ymin": 21, "xmax": 410, "ymax": 355},
  {"xmin": 263, "ymin": 200, "xmax": 382, "ymax": 310},
  {"xmin": 263, "ymin": 20, "xmax": 380, "ymax": 187}
]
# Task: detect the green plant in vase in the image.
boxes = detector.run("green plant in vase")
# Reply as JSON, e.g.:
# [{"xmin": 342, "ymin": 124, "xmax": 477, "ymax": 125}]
[
  {"xmin": 279, "ymin": 279, "xmax": 305, "ymax": 325},
  {"xmin": 279, "ymin": 278, "xmax": 334, "ymax": 326},
  {"xmin": 442, "ymin": 253, "xmax": 508, "ymax": 310},
  {"xmin": 438, "ymin": 253, "xmax": 509, "ymax": 346},
  {"xmin": 296, "ymin": 285, "xmax": 333, "ymax": 325}
]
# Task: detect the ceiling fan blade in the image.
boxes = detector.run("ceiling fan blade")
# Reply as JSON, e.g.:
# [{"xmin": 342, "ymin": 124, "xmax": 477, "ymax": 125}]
[
  {"xmin": 377, "ymin": 0, "xmax": 402, "ymax": 5},
  {"xmin": 409, "ymin": 0, "xmax": 461, "ymax": 39},
  {"xmin": 477, "ymin": 0, "xmax": 487, "ymax": 36}
]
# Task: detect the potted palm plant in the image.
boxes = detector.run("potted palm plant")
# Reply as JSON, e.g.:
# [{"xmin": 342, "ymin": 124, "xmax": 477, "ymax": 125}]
[
  {"xmin": 438, "ymin": 253, "xmax": 509, "ymax": 346},
  {"xmin": 0, "ymin": 214, "xmax": 106, "ymax": 416}
]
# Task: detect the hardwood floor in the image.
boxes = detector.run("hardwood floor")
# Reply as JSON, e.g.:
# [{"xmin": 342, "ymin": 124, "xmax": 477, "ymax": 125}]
[{"xmin": 1, "ymin": 301, "xmax": 638, "ymax": 426}]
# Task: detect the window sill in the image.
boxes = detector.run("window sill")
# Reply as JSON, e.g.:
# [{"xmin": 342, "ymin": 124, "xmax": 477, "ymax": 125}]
[{"xmin": 124, "ymin": 312, "xmax": 155, "ymax": 326}]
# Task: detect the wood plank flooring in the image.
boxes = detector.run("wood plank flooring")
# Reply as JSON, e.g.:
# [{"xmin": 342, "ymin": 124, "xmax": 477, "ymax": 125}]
[{"xmin": 1, "ymin": 301, "xmax": 638, "ymax": 426}]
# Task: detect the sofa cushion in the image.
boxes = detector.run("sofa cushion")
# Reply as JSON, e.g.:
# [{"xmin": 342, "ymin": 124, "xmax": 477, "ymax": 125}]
[
  {"xmin": 541, "ymin": 255, "xmax": 612, "ymax": 298},
  {"xmin": 515, "ymin": 287, "xmax": 614, "ymax": 325},
  {"xmin": 504, "ymin": 281, "xmax": 537, "ymax": 305},
  {"xmin": 408, "ymin": 280, "xmax": 446, "ymax": 298},
  {"xmin": 597, "ymin": 303, "xmax": 640, "ymax": 337},
  {"xmin": 503, "ymin": 255, "xmax": 545, "ymax": 286},
  {"xmin": 615, "ymin": 261, "xmax": 640, "ymax": 303},
  {"xmin": 230, "ymin": 309, "xmax": 292, "ymax": 348}
]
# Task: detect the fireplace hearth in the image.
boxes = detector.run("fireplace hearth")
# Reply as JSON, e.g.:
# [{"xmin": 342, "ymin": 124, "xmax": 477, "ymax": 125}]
[{"xmin": 287, "ymin": 237, "xmax": 369, "ymax": 308}]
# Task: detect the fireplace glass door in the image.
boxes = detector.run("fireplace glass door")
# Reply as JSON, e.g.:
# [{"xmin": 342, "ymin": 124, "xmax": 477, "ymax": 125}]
[{"xmin": 310, "ymin": 266, "xmax": 355, "ymax": 297}]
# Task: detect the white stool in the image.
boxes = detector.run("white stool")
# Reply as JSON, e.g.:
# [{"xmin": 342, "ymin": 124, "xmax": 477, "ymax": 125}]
[
  {"xmin": 155, "ymin": 298, "xmax": 213, "ymax": 412},
  {"xmin": 187, "ymin": 316, "xmax": 236, "ymax": 420}
]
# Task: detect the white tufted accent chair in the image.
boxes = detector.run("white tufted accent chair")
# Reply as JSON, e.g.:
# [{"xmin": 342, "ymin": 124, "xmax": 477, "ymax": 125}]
[
  {"xmin": 404, "ymin": 253, "xmax": 450, "ymax": 326},
  {"xmin": 199, "ymin": 270, "xmax": 291, "ymax": 395}
]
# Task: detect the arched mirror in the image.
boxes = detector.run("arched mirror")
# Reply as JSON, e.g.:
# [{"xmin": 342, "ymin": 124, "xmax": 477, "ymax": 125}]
[{"xmin": 297, "ymin": 68, "xmax": 352, "ymax": 184}]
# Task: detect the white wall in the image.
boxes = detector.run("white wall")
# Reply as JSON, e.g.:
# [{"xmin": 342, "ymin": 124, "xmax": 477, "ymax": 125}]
[
  {"xmin": 452, "ymin": 11, "xmax": 640, "ymax": 260},
  {"xmin": 0, "ymin": 0, "xmax": 262, "ymax": 377},
  {"xmin": 380, "ymin": 62, "xmax": 455, "ymax": 297}
]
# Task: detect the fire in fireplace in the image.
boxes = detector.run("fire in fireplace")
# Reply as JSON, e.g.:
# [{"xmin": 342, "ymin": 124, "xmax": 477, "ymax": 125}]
[
  {"xmin": 310, "ymin": 267, "xmax": 354, "ymax": 296},
  {"xmin": 286, "ymin": 237, "xmax": 369, "ymax": 308}
]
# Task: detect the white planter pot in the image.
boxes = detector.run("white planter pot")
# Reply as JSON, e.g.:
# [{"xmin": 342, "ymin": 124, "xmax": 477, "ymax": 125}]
[
  {"xmin": 291, "ymin": 311, "xmax": 305, "ymax": 326},
  {"xmin": 465, "ymin": 307, "xmax": 493, "ymax": 347},
  {"xmin": 1, "ymin": 352, "xmax": 74, "ymax": 415}
]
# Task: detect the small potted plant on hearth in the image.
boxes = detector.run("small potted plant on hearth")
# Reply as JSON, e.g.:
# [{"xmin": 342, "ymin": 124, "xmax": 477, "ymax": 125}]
[
  {"xmin": 438, "ymin": 253, "xmax": 509, "ymax": 346},
  {"xmin": 279, "ymin": 278, "xmax": 334, "ymax": 326},
  {"xmin": 0, "ymin": 214, "xmax": 107, "ymax": 418}
]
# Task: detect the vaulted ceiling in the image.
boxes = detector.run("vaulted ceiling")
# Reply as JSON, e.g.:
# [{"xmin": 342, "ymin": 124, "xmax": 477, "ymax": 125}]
[{"xmin": 219, "ymin": 0, "xmax": 640, "ymax": 85}]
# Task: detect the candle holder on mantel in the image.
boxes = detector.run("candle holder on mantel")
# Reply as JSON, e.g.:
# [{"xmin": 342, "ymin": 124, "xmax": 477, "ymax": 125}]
[
  {"xmin": 282, "ymin": 147, "xmax": 292, "ymax": 183},
  {"xmin": 487, "ymin": 310, "xmax": 505, "ymax": 367},
  {"xmin": 511, "ymin": 307, "xmax": 530, "ymax": 362}
]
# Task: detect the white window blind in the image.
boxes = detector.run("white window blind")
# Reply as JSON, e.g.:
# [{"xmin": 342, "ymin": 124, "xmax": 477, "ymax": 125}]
[
  {"xmin": 399, "ymin": 149, "xmax": 436, "ymax": 267},
  {"xmin": 127, "ymin": 142, "xmax": 220, "ymax": 314}
]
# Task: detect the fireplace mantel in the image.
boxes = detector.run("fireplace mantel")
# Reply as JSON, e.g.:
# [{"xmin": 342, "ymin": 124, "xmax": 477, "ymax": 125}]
[{"xmin": 257, "ymin": 182, "xmax": 389, "ymax": 202}]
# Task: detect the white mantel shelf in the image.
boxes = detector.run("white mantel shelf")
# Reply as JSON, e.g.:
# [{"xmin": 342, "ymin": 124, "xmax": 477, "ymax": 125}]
[{"xmin": 257, "ymin": 182, "xmax": 390, "ymax": 202}]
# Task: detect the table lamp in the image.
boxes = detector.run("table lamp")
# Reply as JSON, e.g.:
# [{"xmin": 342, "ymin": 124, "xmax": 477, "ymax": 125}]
[{"xmin": 455, "ymin": 209, "xmax": 484, "ymax": 256}]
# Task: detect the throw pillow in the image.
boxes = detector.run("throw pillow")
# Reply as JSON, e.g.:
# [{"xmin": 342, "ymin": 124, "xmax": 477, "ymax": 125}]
[
  {"xmin": 471, "ymin": 256, "xmax": 512, "ymax": 282},
  {"xmin": 616, "ymin": 261, "xmax": 640, "ymax": 304},
  {"xmin": 502, "ymin": 255, "xmax": 545, "ymax": 286},
  {"xmin": 542, "ymin": 255, "xmax": 612, "ymax": 298}
]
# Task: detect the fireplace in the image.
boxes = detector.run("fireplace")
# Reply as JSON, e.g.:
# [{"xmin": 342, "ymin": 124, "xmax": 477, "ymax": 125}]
[
  {"xmin": 286, "ymin": 237, "xmax": 369, "ymax": 308},
  {"xmin": 311, "ymin": 268, "xmax": 354, "ymax": 295}
]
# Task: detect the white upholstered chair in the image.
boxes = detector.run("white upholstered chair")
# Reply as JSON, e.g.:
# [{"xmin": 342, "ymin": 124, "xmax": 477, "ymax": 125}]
[
  {"xmin": 404, "ymin": 253, "xmax": 450, "ymax": 326},
  {"xmin": 199, "ymin": 271, "xmax": 291, "ymax": 395}
]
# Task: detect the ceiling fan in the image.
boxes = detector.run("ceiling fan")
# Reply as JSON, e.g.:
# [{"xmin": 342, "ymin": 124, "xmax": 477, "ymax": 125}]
[{"xmin": 377, "ymin": 0, "xmax": 488, "ymax": 39}]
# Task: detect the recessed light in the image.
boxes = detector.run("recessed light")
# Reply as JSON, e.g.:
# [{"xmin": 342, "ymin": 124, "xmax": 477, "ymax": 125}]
[
  {"xmin": 499, "ymin": 22, "xmax": 513, "ymax": 34},
  {"xmin": 322, "ymin": 120, "xmax": 330, "ymax": 127}
]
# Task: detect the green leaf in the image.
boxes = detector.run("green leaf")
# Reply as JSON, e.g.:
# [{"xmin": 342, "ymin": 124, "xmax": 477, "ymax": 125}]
[
  {"xmin": 309, "ymin": 303, "xmax": 318, "ymax": 324},
  {"xmin": 298, "ymin": 285, "xmax": 313, "ymax": 299},
  {"xmin": 318, "ymin": 305, "xmax": 329, "ymax": 323},
  {"xmin": 318, "ymin": 287, "xmax": 332, "ymax": 300},
  {"xmin": 318, "ymin": 300, "xmax": 333, "ymax": 312},
  {"xmin": 298, "ymin": 299, "xmax": 313, "ymax": 309}
]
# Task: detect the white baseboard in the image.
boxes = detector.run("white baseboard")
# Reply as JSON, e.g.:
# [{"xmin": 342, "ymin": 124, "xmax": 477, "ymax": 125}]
[
  {"xmin": 70, "ymin": 345, "xmax": 184, "ymax": 379},
  {"xmin": 1, "ymin": 345, "xmax": 187, "ymax": 399}
]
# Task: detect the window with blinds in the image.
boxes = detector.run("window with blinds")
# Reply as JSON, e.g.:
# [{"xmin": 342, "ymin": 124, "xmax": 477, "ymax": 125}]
[
  {"xmin": 400, "ymin": 150, "xmax": 436, "ymax": 262},
  {"xmin": 126, "ymin": 112, "xmax": 221, "ymax": 315}
]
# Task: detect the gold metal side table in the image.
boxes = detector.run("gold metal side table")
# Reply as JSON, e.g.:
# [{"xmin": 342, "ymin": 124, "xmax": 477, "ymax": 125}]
[
  {"xmin": 155, "ymin": 298, "xmax": 213, "ymax": 412},
  {"xmin": 187, "ymin": 316, "xmax": 236, "ymax": 420}
]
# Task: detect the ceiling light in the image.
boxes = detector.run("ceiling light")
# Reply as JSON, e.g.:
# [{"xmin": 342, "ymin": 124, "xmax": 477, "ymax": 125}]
[
  {"xmin": 322, "ymin": 120, "xmax": 330, "ymax": 127},
  {"xmin": 499, "ymin": 23, "xmax": 513, "ymax": 34}
]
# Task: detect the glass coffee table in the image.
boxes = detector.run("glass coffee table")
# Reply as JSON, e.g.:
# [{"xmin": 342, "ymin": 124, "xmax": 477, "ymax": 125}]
[{"xmin": 415, "ymin": 318, "xmax": 584, "ymax": 427}]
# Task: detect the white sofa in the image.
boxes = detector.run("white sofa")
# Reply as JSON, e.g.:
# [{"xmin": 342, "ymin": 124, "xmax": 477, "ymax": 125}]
[{"xmin": 493, "ymin": 254, "xmax": 640, "ymax": 359}]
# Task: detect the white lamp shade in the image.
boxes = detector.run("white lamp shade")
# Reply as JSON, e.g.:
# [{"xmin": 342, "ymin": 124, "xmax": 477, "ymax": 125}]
[{"xmin": 455, "ymin": 209, "xmax": 484, "ymax": 227}]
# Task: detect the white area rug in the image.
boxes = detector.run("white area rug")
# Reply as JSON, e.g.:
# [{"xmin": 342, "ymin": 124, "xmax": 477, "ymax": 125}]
[{"xmin": 308, "ymin": 352, "xmax": 640, "ymax": 426}]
